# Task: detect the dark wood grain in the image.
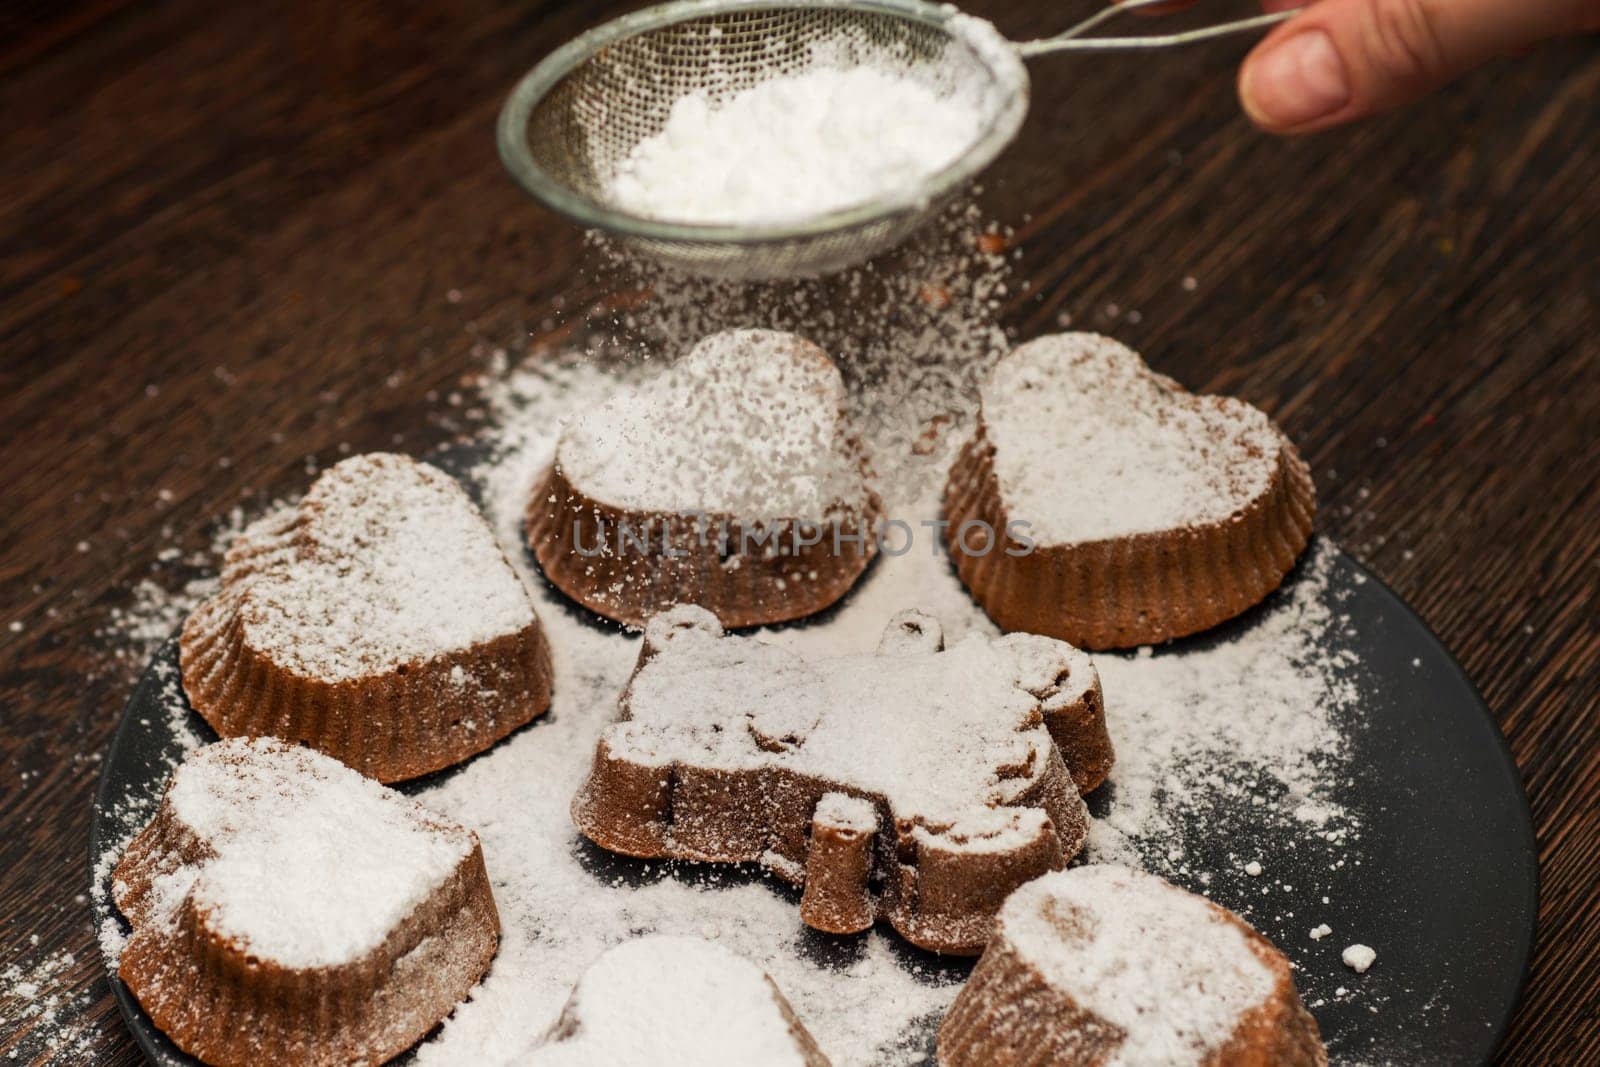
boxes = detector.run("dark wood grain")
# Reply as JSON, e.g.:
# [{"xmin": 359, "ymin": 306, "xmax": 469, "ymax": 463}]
[{"xmin": 0, "ymin": 1, "xmax": 1595, "ymax": 1063}]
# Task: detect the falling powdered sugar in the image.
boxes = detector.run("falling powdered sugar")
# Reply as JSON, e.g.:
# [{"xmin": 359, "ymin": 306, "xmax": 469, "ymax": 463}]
[{"xmin": 589, "ymin": 196, "xmax": 1017, "ymax": 510}]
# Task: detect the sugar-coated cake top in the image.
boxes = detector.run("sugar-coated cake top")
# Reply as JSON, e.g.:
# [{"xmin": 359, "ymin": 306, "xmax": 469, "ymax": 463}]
[
  {"xmin": 151, "ymin": 737, "xmax": 474, "ymax": 969},
  {"xmin": 555, "ymin": 330, "xmax": 866, "ymax": 519},
  {"xmin": 612, "ymin": 607, "xmax": 1096, "ymax": 847},
  {"xmin": 1000, "ymin": 865, "xmax": 1277, "ymax": 1066},
  {"xmin": 528, "ymin": 936, "xmax": 816, "ymax": 1066},
  {"xmin": 224, "ymin": 453, "xmax": 534, "ymax": 682},
  {"xmin": 982, "ymin": 333, "xmax": 1287, "ymax": 546}
]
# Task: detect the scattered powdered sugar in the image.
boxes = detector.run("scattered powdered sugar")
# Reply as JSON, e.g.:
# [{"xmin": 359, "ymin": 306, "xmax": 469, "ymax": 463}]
[
  {"xmin": 999, "ymin": 865, "xmax": 1277, "ymax": 1066},
  {"xmin": 101, "ymin": 577, "xmax": 214, "ymax": 667},
  {"xmin": 198, "ymin": 453, "xmax": 533, "ymax": 682},
  {"xmin": 96, "ymin": 504, "xmax": 262, "ymax": 670},
  {"xmin": 528, "ymin": 936, "xmax": 816, "ymax": 1066},
  {"xmin": 1343, "ymin": 944, "xmax": 1377, "ymax": 973},
  {"xmin": 606, "ymin": 67, "xmax": 984, "ymax": 225},
  {"xmin": 983, "ymin": 333, "xmax": 1288, "ymax": 545},
  {"xmin": 130, "ymin": 737, "xmax": 474, "ymax": 970},
  {"xmin": 557, "ymin": 329, "xmax": 863, "ymax": 517},
  {"xmin": 0, "ymin": 947, "xmax": 96, "ymax": 1062},
  {"xmin": 1085, "ymin": 541, "xmax": 1359, "ymax": 866}
]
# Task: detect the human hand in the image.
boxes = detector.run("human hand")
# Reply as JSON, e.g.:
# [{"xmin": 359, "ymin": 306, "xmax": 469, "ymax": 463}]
[{"xmin": 1233, "ymin": 0, "xmax": 1600, "ymax": 133}]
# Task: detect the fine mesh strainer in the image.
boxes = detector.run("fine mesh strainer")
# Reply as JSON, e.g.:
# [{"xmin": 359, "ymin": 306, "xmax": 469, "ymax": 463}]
[{"xmin": 497, "ymin": 0, "xmax": 1297, "ymax": 281}]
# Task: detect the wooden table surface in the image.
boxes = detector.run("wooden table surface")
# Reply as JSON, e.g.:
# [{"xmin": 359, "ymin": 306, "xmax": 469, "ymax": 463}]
[{"xmin": 1, "ymin": 1, "xmax": 1596, "ymax": 1063}]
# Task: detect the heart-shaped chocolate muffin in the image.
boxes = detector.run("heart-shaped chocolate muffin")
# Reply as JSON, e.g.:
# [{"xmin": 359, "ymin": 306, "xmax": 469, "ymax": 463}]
[
  {"xmin": 944, "ymin": 333, "xmax": 1315, "ymax": 649},
  {"xmin": 573, "ymin": 604, "xmax": 1111, "ymax": 954},
  {"xmin": 112, "ymin": 737, "xmax": 501, "ymax": 1067},
  {"xmin": 528, "ymin": 936, "xmax": 830, "ymax": 1066},
  {"xmin": 527, "ymin": 329, "xmax": 880, "ymax": 628},
  {"xmin": 938, "ymin": 865, "xmax": 1326, "ymax": 1066},
  {"xmin": 181, "ymin": 452, "xmax": 553, "ymax": 781}
]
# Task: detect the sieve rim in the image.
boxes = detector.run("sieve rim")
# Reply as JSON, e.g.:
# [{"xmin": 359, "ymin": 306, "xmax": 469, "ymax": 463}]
[{"xmin": 495, "ymin": 0, "xmax": 1030, "ymax": 247}]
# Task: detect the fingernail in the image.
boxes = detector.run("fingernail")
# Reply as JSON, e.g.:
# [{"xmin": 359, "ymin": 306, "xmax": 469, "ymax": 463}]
[{"xmin": 1242, "ymin": 30, "xmax": 1350, "ymax": 128}]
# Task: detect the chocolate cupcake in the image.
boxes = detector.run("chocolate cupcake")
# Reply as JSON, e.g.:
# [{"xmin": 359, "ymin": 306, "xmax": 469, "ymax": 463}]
[
  {"xmin": 112, "ymin": 737, "xmax": 500, "ymax": 1067},
  {"xmin": 938, "ymin": 865, "xmax": 1326, "ymax": 1066},
  {"xmin": 181, "ymin": 453, "xmax": 553, "ymax": 782},
  {"xmin": 945, "ymin": 333, "xmax": 1315, "ymax": 649},
  {"xmin": 527, "ymin": 329, "xmax": 880, "ymax": 628}
]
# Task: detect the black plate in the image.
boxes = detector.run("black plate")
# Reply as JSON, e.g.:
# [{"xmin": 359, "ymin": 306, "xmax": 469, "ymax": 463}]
[{"xmin": 90, "ymin": 549, "xmax": 1537, "ymax": 1066}]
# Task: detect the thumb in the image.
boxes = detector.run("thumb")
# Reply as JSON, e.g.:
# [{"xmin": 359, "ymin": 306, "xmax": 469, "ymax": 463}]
[{"xmin": 1238, "ymin": 0, "xmax": 1599, "ymax": 133}]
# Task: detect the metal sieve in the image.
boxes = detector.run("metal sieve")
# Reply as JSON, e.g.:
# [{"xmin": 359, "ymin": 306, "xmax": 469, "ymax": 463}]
[{"xmin": 497, "ymin": 0, "xmax": 1296, "ymax": 281}]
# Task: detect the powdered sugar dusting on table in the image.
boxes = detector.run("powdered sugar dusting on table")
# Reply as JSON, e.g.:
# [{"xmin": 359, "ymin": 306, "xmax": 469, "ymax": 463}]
[
  {"xmin": 983, "ymin": 333, "xmax": 1288, "ymax": 545},
  {"xmin": 1000, "ymin": 865, "xmax": 1277, "ymax": 1066},
  {"xmin": 0, "ymin": 945, "xmax": 96, "ymax": 1063}
]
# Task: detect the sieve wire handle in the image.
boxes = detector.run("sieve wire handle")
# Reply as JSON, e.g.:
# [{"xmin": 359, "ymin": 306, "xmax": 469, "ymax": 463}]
[{"xmin": 1015, "ymin": 0, "xmax": 1300, "ymax": 57}]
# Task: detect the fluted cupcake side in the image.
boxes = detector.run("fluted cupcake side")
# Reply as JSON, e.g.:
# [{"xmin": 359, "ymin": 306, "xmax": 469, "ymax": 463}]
[
  {"xmin": 1211, "ymin": 933, "xmax": 1331, "ymax": 1067},
  {"xmin": 937, "ymin": 936, "xmax": 1124, "ymax": 1065},
  {"xmin": 526, "ymin": 463, "xmax": 880, "ymax": 629},
  {"xmin": 944, "ymin": 424, "xmax": 1316, "ymax": 650}
]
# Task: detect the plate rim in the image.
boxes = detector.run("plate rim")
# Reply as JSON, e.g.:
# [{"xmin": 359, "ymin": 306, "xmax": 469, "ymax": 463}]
[{"xmin": 1330, "ymin": 551, "xmax": 1540, "ymax": 1060}]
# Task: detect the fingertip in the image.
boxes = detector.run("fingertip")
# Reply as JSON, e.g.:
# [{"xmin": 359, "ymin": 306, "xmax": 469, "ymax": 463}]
[
  {"xmin": 1238, "ymin": 28, "xmax": 1353, "ymax": 134},
  {"xmin": 1237, "ymin": 43, "xmax": 1303, "ymax": 134},
  {"xmin": 1237, "ymin": 52, "xmax": 1277, "ymax": 131}
]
